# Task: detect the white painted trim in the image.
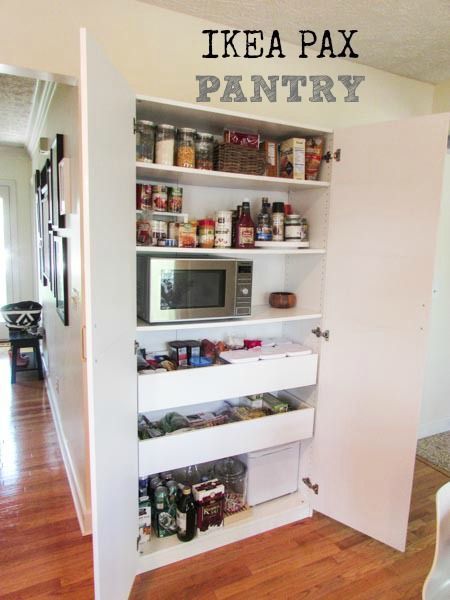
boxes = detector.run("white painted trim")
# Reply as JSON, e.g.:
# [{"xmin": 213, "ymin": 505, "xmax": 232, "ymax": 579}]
[
  {"xmin": 26, "ymin": 80, "xmax": 57, "ymax": 157},
  {"xmin": 42, "ymin": 359, "xmax": 92, "ymax": 535},
  {"xmin": 0, "ymin": 63, "xmax": 77, "ymax": 86},
  {"xmin": 418, "ymin": 417, "xmax": 450, "ymax": 439}
]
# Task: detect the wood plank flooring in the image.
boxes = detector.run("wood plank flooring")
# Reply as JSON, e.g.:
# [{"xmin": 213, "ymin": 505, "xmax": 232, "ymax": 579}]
[{"xmin": 0, "ymin": 349, "xmax": 448, "ymax": 599}]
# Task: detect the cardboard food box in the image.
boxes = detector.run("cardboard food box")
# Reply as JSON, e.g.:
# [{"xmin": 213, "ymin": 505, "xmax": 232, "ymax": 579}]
[
  {"xmin": 138, "ymin": 500, "xmax": 151, "ymax": 553},
  {"xmin": 193, "ymin": 479, "xmax": 225, "ymax": 536},
  {"xmin": 279, "ymin": 138, "xmax": 305, "ymax": 180},
  {"xmin": 224, "ymin": 130, "xmax": 260, "ymax": 148}
]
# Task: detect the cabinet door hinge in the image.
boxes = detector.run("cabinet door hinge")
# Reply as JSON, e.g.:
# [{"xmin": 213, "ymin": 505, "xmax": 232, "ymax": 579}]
[
  {"xmin": 312, "ymin": 327, "xmax": 330, "ymax": 341},
  {"xmin": 322, "ymin": 148, "xmax": 341, "ymax": 163},
  {"xmin": 133, "ymin": 117, "xmax": 137, "ymax": 135},
  {"xmin": 302, "ymin": 477, "xmax": 319, "ymax": 495}
]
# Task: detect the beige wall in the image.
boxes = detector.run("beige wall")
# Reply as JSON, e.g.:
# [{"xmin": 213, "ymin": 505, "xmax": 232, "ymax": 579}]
[
  {"xmin": 0, "ymin": 145, "xmax": 34, "ymax": 303},
  {"xmin": 0, "ymin": 0, "xmax": 435, "ymax": 128},
  {"xmin": 433, "ymin": 79, "xmax": 450, "ymax": 113},
  {"xmin": 31, "ymin": 83, "xmax": 90, "ymax": 531}
]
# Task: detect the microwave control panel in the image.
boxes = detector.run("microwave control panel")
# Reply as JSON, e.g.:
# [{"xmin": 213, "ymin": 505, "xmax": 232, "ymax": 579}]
[{"xmin": 235, "ymin": 262, "xmax": 253, "ymax": 316}]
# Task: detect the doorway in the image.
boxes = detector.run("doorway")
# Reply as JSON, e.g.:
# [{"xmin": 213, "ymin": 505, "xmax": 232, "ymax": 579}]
[{"xmin": 0, "ymin": 182, "xmax": 17, "ymax": 340}]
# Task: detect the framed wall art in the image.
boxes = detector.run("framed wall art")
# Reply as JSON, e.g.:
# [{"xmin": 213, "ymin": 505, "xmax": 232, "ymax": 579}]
[
  {"xmin": 51, "ymin": 133, "xmax": 65, "ymax": 228},
  {"xmin": 40, "ymin": 161, "xmax": 52, "ymax": 288},
  {"xmin": 53, "ymin": 233, "xmax": 69, "ymax": 325}
]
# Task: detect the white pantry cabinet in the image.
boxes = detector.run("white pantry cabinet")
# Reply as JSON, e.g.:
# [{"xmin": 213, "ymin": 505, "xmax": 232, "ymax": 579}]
[{"xmin": 79, "ymin": 29, "xmax": 450, "ymax": 600}]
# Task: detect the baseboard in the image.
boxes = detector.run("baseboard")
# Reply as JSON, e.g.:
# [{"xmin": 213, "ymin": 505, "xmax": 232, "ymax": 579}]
[
  {"xmin": 43, "ymin": 361, "xmax": 92, "ymax": 535},
  {"xmin": 418, "ymin": 417, "xmax": 450, "ymax": 439}
]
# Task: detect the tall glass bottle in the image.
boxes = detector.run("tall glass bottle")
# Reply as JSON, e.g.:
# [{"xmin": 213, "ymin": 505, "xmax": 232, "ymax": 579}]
[
  {"xmin": 256, "ymin": 198, "xmax": 272, "ymax": 241},
  {"xmin": 236, "ymin": 200, "xmax": 255, "ymax": 248},
  {"xmin": 176, "ymin": 486, "xmax": 196, "ymax": 542}
]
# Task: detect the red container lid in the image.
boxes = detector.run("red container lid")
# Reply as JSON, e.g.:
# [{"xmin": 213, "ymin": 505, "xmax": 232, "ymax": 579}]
[{"xmin": 198, "ymin": 219, "xmax": 215, "ymax": 226}]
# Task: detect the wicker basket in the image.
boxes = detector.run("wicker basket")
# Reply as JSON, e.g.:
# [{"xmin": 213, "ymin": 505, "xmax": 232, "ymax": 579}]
[{"xmin": 214, "ymin": 143, "xmax": 266, "ymax": 176}]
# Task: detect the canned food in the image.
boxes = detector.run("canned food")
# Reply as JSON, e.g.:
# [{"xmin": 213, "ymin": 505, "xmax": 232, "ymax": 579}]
[
  {"xmin": 152, "ymin": 186, "xmax": 168, "ymax": 212},
  {"xmin": 168, "ymin": 187, "xmax": 183, "ymax": 213},
  {"xmin": 198, "ymin": 219, "xmax": 215, "ymax": 248},
  {"xmin": 151, "ymin": 220, "xmax": 168, "ymax": 246}
]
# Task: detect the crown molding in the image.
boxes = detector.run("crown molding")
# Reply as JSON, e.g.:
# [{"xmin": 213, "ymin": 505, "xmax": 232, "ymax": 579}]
[{"xmin": 26, "ymin": 80, "xmax": 57, "ymax": 158}]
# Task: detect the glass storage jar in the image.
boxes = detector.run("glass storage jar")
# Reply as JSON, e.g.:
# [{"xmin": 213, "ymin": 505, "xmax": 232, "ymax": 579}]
[
  {"xmin": 284, "ymin": 214, "xmax": 302, "ymax": 240},
  {"xmin": 195, "ymin": 132, "xmax": 214, "ymax": 170},
  {"xmin": 176, "ymin": 128, "xmax": 196, "ymax": 168},
  {"xmin": 213, "ymin": 457, "xmax": 247, "ymax": 514},
  {"xmin": 135, "ymin": 120, "xmax": 155, "ymax": 162},
  {"xmin": 155, "ymin": 124, "xmax": 175, "ymax": 165}
]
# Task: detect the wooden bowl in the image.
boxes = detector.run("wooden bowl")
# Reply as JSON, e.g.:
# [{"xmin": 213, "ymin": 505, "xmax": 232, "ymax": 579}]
[{"xmin": 269, "ymin": 292, "xmax": 297, "ymax": 309}]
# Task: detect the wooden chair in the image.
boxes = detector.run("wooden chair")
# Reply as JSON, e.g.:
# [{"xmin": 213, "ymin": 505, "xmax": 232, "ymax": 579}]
[{"xmin": 423, "ymin": 481, "xmax": 450, "ymax": 599}]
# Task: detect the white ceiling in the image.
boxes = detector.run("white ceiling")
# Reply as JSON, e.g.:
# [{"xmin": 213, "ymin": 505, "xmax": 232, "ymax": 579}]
[
  {"xmin": 140, "ymin": 0, "xmax": 450, "ymax": 84},
  {"xmin": 0, "ymin": 74, "xmax": 37, "ymax": 146}
]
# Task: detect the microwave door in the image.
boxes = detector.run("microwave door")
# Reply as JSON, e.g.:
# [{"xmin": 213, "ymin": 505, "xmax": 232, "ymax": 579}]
[{"xmin": 149, "ymin": 259, "xmax": 237, "ymax": 322}]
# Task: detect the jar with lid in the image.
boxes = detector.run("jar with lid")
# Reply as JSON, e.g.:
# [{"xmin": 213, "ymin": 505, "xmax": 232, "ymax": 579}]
[
  {"xmin": 195, "ymin": 132, "xmax": 214, "ymax": 170},
  {"xmin": 213, "ymin": 457, "xmax": 247, "ymax": 514},
  {"xmin": 214, "ymin": 210, "xmax": 233, "ymax": 248},
  {"xmin": 155, "ymin": 124, "xmax": 175, "ymax": 165},
  {"xmin": 284, "ymin": 214, "xmax": 302, "ymax": 240},
  {"xmin": 176, "ymin": 128, "xmax": 196, "ymax": 168},
  {"xmin": 136, "ymin": 120, "xmax": 155, "ymax": 162},
  {"xmin": 198, "ymin": 219, "xmax": 215, "ymax": 248},
  {"xmin": 271, "ymin": 202, "xmax": 285, "ymax": 241}
]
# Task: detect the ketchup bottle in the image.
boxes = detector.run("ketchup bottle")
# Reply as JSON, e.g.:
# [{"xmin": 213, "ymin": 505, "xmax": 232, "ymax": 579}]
[{"xmin": 236, "ymin": 200, "xmax": 255, "ymax": 248}]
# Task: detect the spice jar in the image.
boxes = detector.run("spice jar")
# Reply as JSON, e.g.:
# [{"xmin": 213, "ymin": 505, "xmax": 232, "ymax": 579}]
[
  {"xmin": 272, "ymin": 202, "xmax": 285, "ymax": 242},
  {"xmin": 176, "ymin": 128, "xmax": 196, "ymax": 168},
  {"xmin": 152, "ymin": 186, "xmax": 168, "ymax": 212},
  {"xmin": 214, "ymin": 210, "xmax": 233, "ymax": 248},
  {"xmin": 155, "ymin": 124, "xmax": 175, "ymax": 165},
  {"xmin": 195, "ymin": 132, "xmax": 214, "ymax": 170},
  {"xmin": 198, "ymin": 219, "xmax": 215, "ymax": 248},
  {"xmin": 284, "ymin": 214, "xmax": 302, "ymax": 240},
  {"xmin": 213, "ymin": 457, "xmax": 247, "ymax": 514},
  {"xmin": 168, "ymin": 187, "xmax": 183, "ymax": 213},
  {"xmin": 136, "ymin": 120, "xmax": 155, "ymax": 162}
]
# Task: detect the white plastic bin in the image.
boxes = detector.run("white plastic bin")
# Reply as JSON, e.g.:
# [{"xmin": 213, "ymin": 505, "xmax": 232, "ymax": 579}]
[{"xmin": 241, "ymin": 442, "xmax": 300, "ymax": 506}]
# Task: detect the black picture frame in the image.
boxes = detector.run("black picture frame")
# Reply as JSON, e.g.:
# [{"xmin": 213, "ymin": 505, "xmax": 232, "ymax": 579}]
[
  {"xmin": 51, "ymin": 134, "xmax": 65, "ymax": 228},
  {"xmin": 54, "ymin": 234, "xmax": 69, "ymax": 325}
]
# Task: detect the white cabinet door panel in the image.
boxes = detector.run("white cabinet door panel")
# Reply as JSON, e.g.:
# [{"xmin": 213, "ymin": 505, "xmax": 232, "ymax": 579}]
[
  {"xmin": 80, "ymin": 29, "xmax": 137, "ymax": 599},
  {"xmin": 312, "ymin": 113, "xmax": 450, "ymax": 551}
]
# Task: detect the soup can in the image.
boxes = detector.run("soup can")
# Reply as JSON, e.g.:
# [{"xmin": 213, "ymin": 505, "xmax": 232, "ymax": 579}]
[
  {"xmin": 152, "ymin": 186, "xmax": 168, "ymax": 212},
  {"xmin": 214, "ymin": 210, "xmax": 232, "ymax": 248}
]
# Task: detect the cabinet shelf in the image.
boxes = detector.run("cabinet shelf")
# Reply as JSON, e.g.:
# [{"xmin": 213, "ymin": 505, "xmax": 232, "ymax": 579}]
[
  {"xmin": 136, "ymin": 306, "xmax": 322, "ymax": 333},
  {"xmin": 138, "ymin": 401, "xmax": 314, "ymax": 476},
  {"xmin": 136, "ymin": 162, "xmax": 330, "ymax": 192},
  {"xmin": 136, "ymin": 246, "xmax": 325, "ymax": 256},
  {"xmin": 138, "ymin": 353, "xmax": 318, "ymax": 412},
  {"xmin": 137, "ymin": 491, "xmax": 311, "ymax": 572}
]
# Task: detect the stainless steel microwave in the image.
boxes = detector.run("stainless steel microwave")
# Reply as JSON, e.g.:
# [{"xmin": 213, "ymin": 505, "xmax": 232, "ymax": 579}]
[{"xmin": 137, "ymin": 256, "xmax": 253, "ymax": 324}]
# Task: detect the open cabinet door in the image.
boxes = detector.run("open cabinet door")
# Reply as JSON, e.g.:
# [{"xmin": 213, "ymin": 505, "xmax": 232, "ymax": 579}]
[
  {"xmin": 312, "ymin": 113, "xmax": 450, "ymax": 551},
  {"xmin": 80, "ymin": 29, "xmax": 137, "ymax": 598}
]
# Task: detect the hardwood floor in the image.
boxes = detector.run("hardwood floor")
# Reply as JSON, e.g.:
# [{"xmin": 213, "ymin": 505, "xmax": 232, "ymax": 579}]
[
  {"xmin": 0, "ymin": 350, "xmax": 94, "ymax": 599},
  {"xmin": 0, "ymin": 348, "xmax": 448, "ymax": 599}
]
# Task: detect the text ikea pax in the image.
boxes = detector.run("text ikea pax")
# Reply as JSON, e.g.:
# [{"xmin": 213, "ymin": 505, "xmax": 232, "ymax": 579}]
[{"xmin": 196, "ymin": 29, "xmax": 365, "ymax": 103}]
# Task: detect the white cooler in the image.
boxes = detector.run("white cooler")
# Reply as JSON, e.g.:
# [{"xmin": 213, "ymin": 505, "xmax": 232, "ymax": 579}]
[{"xmin": 241, "ymin": 442, "xmax": 300, "ymax": 506}]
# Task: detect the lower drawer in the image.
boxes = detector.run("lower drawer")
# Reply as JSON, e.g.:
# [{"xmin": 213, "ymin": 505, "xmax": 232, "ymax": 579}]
[{"xmin": 138, "ymin": 399, "xmax": 314, "ymax": 476}]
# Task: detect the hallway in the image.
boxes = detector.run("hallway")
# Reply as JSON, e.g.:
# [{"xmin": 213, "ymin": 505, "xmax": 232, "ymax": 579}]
[{"xmin": 0, "ymin": 349, "xmax": 93, "ymax": 598}]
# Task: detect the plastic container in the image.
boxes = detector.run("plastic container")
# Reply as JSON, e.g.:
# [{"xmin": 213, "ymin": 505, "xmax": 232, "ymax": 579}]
[
  {"xmin": 155, "ymin": 124, "xmax": 175, "ymax": 165},
  {"xmin": 214, "ymin": 211, "xmax": 233, "ymax": 248},
  {"xmin": 135, "ymin": 120, "xmax": 155, "ymax": 162},
  {"xmin": 213, "ymin": 457, "xmax": 247, "ymax": 514},
  {"xmin": 176, "ymin": 128, "xmax": 196, "ymax": 168},
  {"xmin": 241, "ymin": 442, "xmax": 300, "ymax": 506}
]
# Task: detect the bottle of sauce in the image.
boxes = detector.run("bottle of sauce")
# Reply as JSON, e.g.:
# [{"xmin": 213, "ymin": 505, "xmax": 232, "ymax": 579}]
[
  {"xmin": 272, "ymin": 202, "xmax": 285, "ymax": 242},
  {"xmin": 236, "ymin": 200, "xmax": 255, "ymax": 248},
  {"xmin": 176, "ymin": 486, "xmax": 196, "ymax": 542},
  {"xmin": 256, "ymin": 198, "xmax": 272, "ymax": 241}
]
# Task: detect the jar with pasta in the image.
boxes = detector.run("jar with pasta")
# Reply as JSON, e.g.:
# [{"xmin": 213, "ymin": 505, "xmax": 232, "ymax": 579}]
[
  {"xmin": 155, "ymin": 124, "xmax": 175, "ymax": 166},
  {"xmin": 176, "ymin": 128, "xmax": 196, "ymax": 168}
]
